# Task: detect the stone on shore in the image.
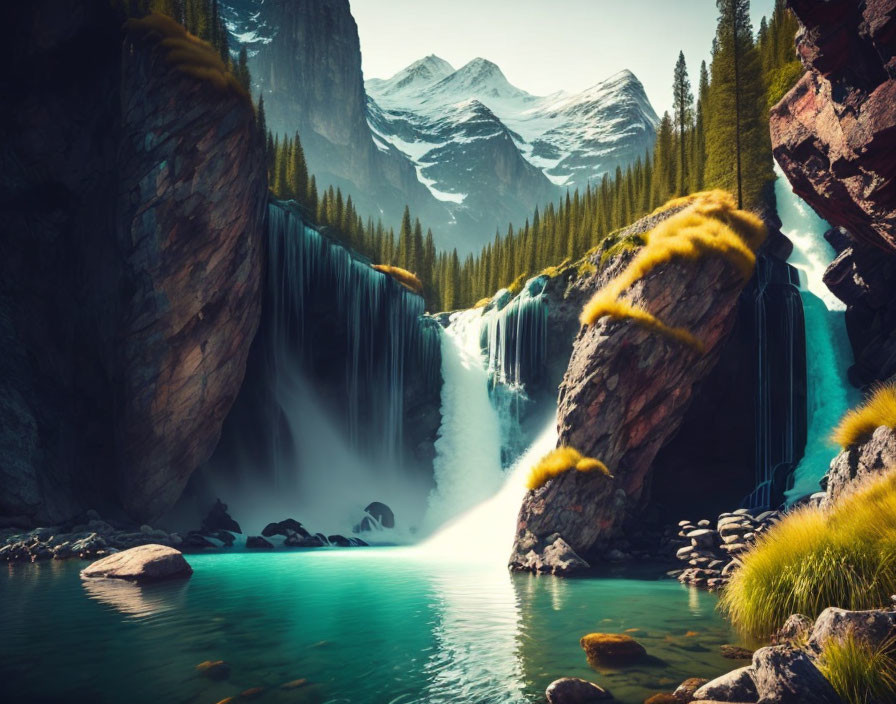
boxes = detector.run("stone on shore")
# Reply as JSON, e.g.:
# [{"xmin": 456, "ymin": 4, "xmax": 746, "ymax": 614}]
[
  {"xmin": 545, "ymin": 677, "xmax": 612, "ymax": 703},
  {"xmin": 80, "ymin": 544, "xmax": 192, "ymax": 583}
]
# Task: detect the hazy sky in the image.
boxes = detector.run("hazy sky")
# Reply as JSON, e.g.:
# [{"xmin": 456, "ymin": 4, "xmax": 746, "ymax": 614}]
[{"xmin": 352, "ymin": 0, "xmax": 775, "ymax": 116}]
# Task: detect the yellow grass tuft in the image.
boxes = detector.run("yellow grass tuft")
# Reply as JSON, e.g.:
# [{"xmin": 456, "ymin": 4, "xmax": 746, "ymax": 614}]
[
  {"xmin": 527, "ymin": 447, "xmax": 611, "ymax": 491},
  {"xmin": 832, "ymin": 384, "xmax": 896, "ymax": 449},
  {"xmin": 581, "ymin": 191, "xmax": 765, "ymax": 350},
  {"xmin": 506, "ymin": 272, "xmax": 530, "ymax": 295},
  {"xmin": 124, "ymin": 13, "xmax": 247, "ymax": 98},
  {"xmin": 818, "ymin": 633, "xmax": 896, "ymax": 704},
  {"xmin": 719, "ymin": 470, "xmax": 896, "ymax": 641},
  {"xmin": 473, "ymin": 297, "xmax": 491, "ymax": 309},
  {"xmin": 371, "ymin": 265, "xmax": 424, "ymax": 296}
]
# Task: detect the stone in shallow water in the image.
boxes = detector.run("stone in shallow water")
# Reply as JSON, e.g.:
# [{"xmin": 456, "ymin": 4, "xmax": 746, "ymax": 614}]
[
  {"xmin": 195, "ymin": 660, "xmax": 230, "ymax": 680},
  {"xmin": 720, "ymin": 644, "xmax": 754, "ymax": 660},
  {"xmin": 246, "ymin": 536, "xmax": 273, "ymax": 549},
  {"xmin": 80, "ymin": 544, "xmax": 192, "ymax": 583},
  {"xmin": 672, "ymin": 677, "xmax": 708, "ymax": 702},
  {"xmin": 545, "ymin": 677, "xmax": 612, "ymax": 703},
  {"xmin": 580, "ymin": 633, "xmax": 647, "ymax": 666}
]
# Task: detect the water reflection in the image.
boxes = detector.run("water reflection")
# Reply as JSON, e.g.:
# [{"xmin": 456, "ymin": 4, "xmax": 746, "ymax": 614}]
[{"xmin": 82, "ymin": 577, "xmax": 189, "ymax": 619}]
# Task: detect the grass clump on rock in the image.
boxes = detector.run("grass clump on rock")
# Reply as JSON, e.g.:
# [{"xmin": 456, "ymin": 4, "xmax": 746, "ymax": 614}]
[
  {"xmin": 720, "ymin": 471, "xmax": 896, "ymax": 641},
  {"xmin": 371, "ymin": 265, "xmax": 424, "ymax": 296},
  {"xmin": 527, "ymin": 447, "xmax": 611, "ymax": 491},
  {"xmin": 817, "ymin": 633, "xmax": 896, "ymax": 704},
  {"xmin": 580, "ymin": 633, "xmax": 647, "ymax": 667},
  {"xmin": 124, "ymin": 13, "xmax": 246, "ymax": 97},
  {"xmin": 832, "ymin": 384, "xmax": 896, "ymax": 449},
  {"xmin": 581, "ymin": 190, "xmax": 765, "ymax": 351}
]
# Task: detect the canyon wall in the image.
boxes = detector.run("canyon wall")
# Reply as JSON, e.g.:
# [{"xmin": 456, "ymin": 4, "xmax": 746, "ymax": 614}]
[{"xmin": 0, "ymin": 4, "xmax": 266, "ymax": 524}]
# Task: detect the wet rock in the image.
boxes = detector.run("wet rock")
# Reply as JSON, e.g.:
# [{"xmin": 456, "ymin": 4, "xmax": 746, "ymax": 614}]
[
  {"xmin": 751, "ymin": 645, "xmax": 841, "ymax": 704},
  {"xmin": 327, "ymin": 534, "xmax": 352, "ymax": 547},
  {"xmin": 80, "ymin": 544, "xmax": 192, "ymax": 583},
  {"xmin": 196, "ymin": 660, "xmax": 230, "ymax": 681},
  {"xmin": 511, "ymin": 533, "xmax": 590, "ymax": 576},
  {"xmin": 246, "ymin": 536, "xmax": 273, "ymax": 550},
  {"xmin": 202, "ymin": 500, "xmax": 242, "ymax": 534},
  {"xmin": 262, "ymin": 518, "xmax": 310, "ymax": 539},
  {"xmin": 285, "ymin": 533, "xmax": 325, "ymax": 548},
  {"xmin": 692, "ymin": 666, "xmax": 757, "ymax": 702},
  {"xmin": 183, "ymin": 532, "xmax": 217, "ymax": 550},
  {"xmin": 364, "ymin": 502, "xmax": 395, "ymax": 529},
  {"xmin": 672, "ymin": 677, "xmax": 709, "ymax": 703},
  {"xmin": 720, "ymin": 645, "xmax": 753, "ymax": 660},
  {"xmin": 545, "ymin": 677, "xmax": 612, "ymax": 703},
  {"xmin": 580, "ymin": 633, "xmax": 647, "ymax": 666}
]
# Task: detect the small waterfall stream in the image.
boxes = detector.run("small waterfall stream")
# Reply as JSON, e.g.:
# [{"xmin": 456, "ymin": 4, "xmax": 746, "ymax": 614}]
[{"xmin": 775, "ymin": 166, "xmax": 858, "ymax": 502}]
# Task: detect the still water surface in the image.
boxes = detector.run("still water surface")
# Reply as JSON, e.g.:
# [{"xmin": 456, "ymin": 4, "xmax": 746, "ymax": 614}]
[{"xmin": 1, "ymin": 549, "xmax": 740, "ymax": 704}]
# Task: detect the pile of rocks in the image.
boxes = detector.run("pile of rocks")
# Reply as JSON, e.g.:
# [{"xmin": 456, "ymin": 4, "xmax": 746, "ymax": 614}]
[
  {"xmin": 670, "ymin": 508, "xmax": 781, "ymax": 589},
  {"xmin": 0, "ymin": 513, "xmax": 185, "ymax": 563}
]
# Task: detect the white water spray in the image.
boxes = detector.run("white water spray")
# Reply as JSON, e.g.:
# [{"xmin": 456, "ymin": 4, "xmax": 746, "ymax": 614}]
[
  {"xmin": 425, "ymin": 308, "xmax": 505, "ymax": 531},
  {"xmin": 775, "ymin": 165, "xmax": 858, "ymax": 502}
]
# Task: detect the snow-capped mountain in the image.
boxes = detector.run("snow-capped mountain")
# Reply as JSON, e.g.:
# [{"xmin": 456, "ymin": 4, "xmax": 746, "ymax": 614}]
[
  {"xmin": 221, "ymin": 0, "xmax": 658, "ymax": 253},
  {"xmin": 368, "ymin": 59, "xmax": 659, "ymax": 197}
]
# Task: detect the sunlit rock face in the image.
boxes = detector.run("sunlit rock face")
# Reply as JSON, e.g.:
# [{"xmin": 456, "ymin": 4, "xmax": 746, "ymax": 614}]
[
  {"xmin": 509, "ymin": 209, "xmax": 758, "ymax": 573},
  {"xmin": 0, "ymin": 2, "xmax": 266, "ymax": 524},
  {"xmin": 770, "ymin": 0, "xmax": 896, "ymax": 254}
]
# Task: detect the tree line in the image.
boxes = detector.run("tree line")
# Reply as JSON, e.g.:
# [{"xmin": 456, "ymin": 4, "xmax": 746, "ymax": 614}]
[{"xmin": 131, "ymin": 0, "xmax": 801, "ymax": 314}]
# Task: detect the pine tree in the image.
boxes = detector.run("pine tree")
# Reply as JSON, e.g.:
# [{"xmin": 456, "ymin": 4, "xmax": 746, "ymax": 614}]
[
  {"xmin": 692, "ymin": 61, "xmax": 710, "ymax": 192},
  {"xmin": 705, "ymin": 0, "xmax": 773, "ymax": 208},
  {"xmin": 672, "ymin": 51, "xmax": 694, "ymax": 195},
  {"xmin": 236, "ymin": 46, "xmax": 250, "ymax": 91}
]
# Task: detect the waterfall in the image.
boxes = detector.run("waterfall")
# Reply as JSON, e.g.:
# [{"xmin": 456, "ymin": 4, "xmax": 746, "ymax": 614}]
[
  {"xmin": 774, "ymin": 166, "xmax": 858, "ymax": 503},
  {"xmin": 424, "ymin": 276, "xmax": 551, "ymax": 536},
  {"xmin": 207, "ymin": 202, "xmax": 441, "ymax": 534},
  {"xmin": 425, "ymin": 308, "xmax": 505, "ymax": 531}
]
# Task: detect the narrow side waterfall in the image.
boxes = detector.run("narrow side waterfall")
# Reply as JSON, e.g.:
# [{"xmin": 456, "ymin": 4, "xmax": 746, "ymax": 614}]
[{"xmin": 775, "ymin": 166, "xmax": 858, "ymax": 502}]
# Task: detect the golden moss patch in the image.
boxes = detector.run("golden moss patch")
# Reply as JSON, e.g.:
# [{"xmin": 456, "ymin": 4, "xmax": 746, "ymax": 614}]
[
  {"xmin": 473, "ymin": 297, "xmax": 491, "ymax": 309},
  {"xmin": 720, "ymin": 470, "xmax": 896, "ymax": 641},
  {"xmin": 506, "ymin": 272, "xmax": 530, "ymax": 295},
  {"xmin": 124, "ymin": 13, "xmax": 246, "ymax": 97},
  {"xmin": 580, "ymin": 633, "xmax": 647, "ymax": 666},
  {"xmin": 580, "ymin": 190, "xmax": 765, "ymax": 350},
  {"xmin": 371, "ymin": 265, "xmax": 424, "ymax": 296},
  {"xmin": 527, "ymin": 447, "xmax": 611, "ymax": 491},
  {"xmin": 832, "ymin": 384, "xmax": 896, "ymax": 449}
]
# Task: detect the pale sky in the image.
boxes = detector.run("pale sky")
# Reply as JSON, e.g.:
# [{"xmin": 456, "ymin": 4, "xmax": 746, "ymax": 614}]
[{"xmin": 352, "ymin": 0, "xmax": 776, "ymax": 116}]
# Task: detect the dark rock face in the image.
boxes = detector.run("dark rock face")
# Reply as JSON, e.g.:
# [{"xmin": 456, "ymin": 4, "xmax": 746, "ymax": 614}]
[
  {"xmin": 114, "ymin": 25, "xmax": 266, "ymax": 521},
  {"xmin": 824, "ymin": 229, "xmax": 896, "ymax": 386},
  {"xmin": 201, "ymin": 500, "xmax": 242, "ymax": 535},
  {"xmin": 823, "ymin": 427, "xmax": 896, "ymax": 507},
  {"xmin": 770, "ymin": 0, "xmax": 896, "ymax": 254},
  {"xmin": 0, "ymin": 3, "xmax": 266, "ymax": 523},
  {"xmin": 510, "ymin": 232, "xmax": 752, "ymax": 569}
]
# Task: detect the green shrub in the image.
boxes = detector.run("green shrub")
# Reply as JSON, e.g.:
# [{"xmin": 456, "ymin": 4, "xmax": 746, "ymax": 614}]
[
  {"xmin": 818, "ymin": 633, "xmax": 896, "ymax": 704},
  {"xmin": 720, "ymin": 471, "xmax": 896, "ymax": 641},
  {"xmin": 832, "ymin": 384, "xmax": 896, "ymax": 449}
]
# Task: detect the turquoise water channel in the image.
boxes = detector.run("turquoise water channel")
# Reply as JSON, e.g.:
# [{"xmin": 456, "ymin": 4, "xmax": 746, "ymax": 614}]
[{"xmin": 1, "ymin": 549, "xmax": 740, "ymax": 704}]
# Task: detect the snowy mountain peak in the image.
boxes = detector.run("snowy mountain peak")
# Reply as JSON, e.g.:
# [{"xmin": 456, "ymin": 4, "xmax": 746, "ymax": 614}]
[
  {"xmin": 428, "ymin": 57, "xmax": 533, "ymax": 104},
  {"xmin": 366, "ymin": 55, "xmax": 455, "ymax": 99}
]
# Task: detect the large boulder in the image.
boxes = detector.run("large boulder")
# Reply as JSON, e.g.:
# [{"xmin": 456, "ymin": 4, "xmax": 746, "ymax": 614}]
[
  {"xmin": 545, "ymin": 677, "xmax": 612, "ymax": 703},
  {"xmin": 770, "ymin": 0, "xmax": 896, "ymax": 255},
  {"xmin": 751, "ymin": 646, "xmax": 842, "ymax": 704},
  {"xmin": 823, "ymin": 427, "xmax": 896, "ymax": 507},
  {"xmin": 692, "ymin": 666, "xmax": 758, "ymax": 702},
  {"xmin": 511, "ymin": 213, "xmax": 752, "ymax": 570},
  {"xmin": 201, "ymin": 499, "xmax": 242, "ymax": 534},
  {"xmin": 807, "ymin": 606, "xmax": 896, "ymax": 655},
  {"xmin": 80, "ymin": 544, "xmax": 192, "ymax": 582}
]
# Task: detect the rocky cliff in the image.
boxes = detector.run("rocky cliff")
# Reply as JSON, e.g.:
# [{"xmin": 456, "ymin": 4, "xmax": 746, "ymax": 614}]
[
  {"xmin": 0, "ymin": 5, "xmax": 266, "ymax": 524},
  {"xmin": 771, "ymin": 0, "xmax": 896, "ymax": 386},
  {"xmin": 509, "ymin": 199, "xmax": 769, "ymax": 573}
]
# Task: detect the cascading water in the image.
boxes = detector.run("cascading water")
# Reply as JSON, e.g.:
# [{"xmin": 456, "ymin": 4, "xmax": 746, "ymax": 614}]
[
  {"xmin": 775, "ymin": 165, "xmax": 859, "ymax": 502},
  {"xmin": 207, "ymin": 202, "xmax": 441, "ymax": 534},
  {"xmin": 424, "ymin": 275, "xmax": 552, "ymax": 542}
]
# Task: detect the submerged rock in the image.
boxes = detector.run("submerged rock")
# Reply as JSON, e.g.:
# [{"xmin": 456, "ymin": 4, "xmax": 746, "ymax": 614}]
[
  {"xmin": 545, "ymin": 677, "xmax": 612, "ymax": 703},
  {"xmin": 672, "ymin": 677, "xmax": 708, "ymax": 703},
  {"xmin": 195, "ymin": 660, "xmax": 230, "ymax": 681},
  {"xmin": 580, "ymin": 633, "xmax": 647, "ymax": 667},
  {"xmin": 80, "ymin": 544, "xmax": 192, "ymax": 583}
]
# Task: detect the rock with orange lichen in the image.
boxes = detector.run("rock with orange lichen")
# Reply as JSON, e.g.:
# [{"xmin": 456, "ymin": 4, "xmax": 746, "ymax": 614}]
[{"xmin": 580, "ymin": 633, "xmax": 647, "ymax": 667}]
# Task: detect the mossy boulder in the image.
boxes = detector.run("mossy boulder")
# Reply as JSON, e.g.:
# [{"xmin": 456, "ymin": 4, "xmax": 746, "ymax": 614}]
[{"xmin": 580, "ymin": 633, "xmax": 647, "ymax": 666}]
